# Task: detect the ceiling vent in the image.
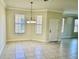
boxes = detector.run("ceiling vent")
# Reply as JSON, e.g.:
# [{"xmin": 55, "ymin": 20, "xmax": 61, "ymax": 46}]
[{"xmin": 44, "ymin": 0, "xmax": 48, "ymax": 2}]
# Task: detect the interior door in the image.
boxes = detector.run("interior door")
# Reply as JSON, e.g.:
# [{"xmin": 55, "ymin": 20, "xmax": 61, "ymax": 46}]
[{"xmin": 49, "ymin": 19, "xmax": 59, "ymax": 41}]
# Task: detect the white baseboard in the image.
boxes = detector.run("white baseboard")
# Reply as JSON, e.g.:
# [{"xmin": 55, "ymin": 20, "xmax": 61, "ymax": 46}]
[
  {"xmin": 7, "ymin": 39, "xmax": 30, "ymax": 42},
  {"xmin": 7, "ymin": 39, "xmax": 47, "ymax": 42}
]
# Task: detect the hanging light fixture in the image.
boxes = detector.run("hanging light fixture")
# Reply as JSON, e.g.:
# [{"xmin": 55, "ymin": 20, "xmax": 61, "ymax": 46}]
[
  {"xmin": 31, "ymin": 2, "xmax": 33, "ymax": 21},
  {"xmin": 27, "ymin": 2, "xmax": 36, "ymax": 24}
]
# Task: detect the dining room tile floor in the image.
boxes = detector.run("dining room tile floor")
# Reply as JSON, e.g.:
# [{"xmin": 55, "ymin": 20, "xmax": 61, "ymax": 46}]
[{"xmin": 0, "ymin": 38, "xmax": 78, "ymax": 59}]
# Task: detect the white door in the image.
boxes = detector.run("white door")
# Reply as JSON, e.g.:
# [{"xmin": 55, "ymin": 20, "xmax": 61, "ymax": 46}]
[{"xmin": 49, "ymin": 19, "xmax": 60, "ymax": 41}]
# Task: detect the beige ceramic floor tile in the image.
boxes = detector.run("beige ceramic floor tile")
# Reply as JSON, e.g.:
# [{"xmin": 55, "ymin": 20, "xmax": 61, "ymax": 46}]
[{"xmin": 0, "ymin": 38, "xmax": 78, "ymax": 59}]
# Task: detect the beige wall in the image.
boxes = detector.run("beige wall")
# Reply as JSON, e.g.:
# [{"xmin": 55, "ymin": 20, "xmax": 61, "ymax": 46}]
[
  {"xmin": 6, "ymin": 9, "xmax": 47, "ymax": 42},
  {"xmin": 6, "ymin": 9, "xmax": 63, "ymax": 42},
  {"xmin": 0, "ymin": 0, "xmax": 6, "ymax": 55}
]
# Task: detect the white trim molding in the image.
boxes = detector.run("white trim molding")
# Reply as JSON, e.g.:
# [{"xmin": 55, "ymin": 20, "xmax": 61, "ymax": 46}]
[
  {"xmin": 7, "ymin": 7, "xmax": 48, "ymax": 12},
  {"xmin": 48, "ymin": 10, "xmax": 63, "ymax": 13},
  {"xmin": 7, "ymin": 7, "xmax": 63, "ymax": 13}
]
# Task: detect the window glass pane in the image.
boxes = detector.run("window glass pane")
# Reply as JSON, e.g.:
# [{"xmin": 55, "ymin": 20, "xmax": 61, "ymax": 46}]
[
  {"xmin": 21, "ymin": 18, "xmax": 25, "ymax": 23},
  {"xmin": 36, "ymin": 25, "xmax": 42, "ymax": 34},
  {"xmin": 74, "ymin": 19, "xmax": 78, "ymax": 32},
  {"xmin": 19, "ymin": 18, "xmax": 21, "ymax": 23},
  {"xmin": 36, "ymin": 16, "xmax": 42, "ymax": 34},
  {"xmin": 15, "ymin": 25, "xmax": 19, "ymax": 33},
  {"xmin": 21, "ymin": 24, "xmax": 25, "ymax": 31},
  {"xmin": 36, "ymin": 16, "xmax": 42, "ymax": 24},
  {"xmin": 15, "ymin": 14, "xmax": 25, "ymax": 34}
]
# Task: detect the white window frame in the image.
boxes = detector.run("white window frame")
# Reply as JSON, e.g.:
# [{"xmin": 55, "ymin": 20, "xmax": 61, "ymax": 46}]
[
  {"xmin": 35, "ymin": 16, "xmax": 42, "ymax": 34},
  {"xmin": 74, "ymin": 19, "xmax": 78, "ymax": 32},
  {"xmin": 15, "ymin": 14, "xmax": 25, "ymax": 34}
]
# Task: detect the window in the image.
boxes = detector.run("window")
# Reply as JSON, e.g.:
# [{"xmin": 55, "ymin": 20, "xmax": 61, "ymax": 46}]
[
  {"xmin": 74, "ymin": 19, "xmax": 78, "ymax": 32},
  {"xmin": 61, "ymin": 18, "xmax": 65, "ymax": 33},
  {"xmin": 15, "ymin": 14, "xmax": 25, "ymax": 34},
  {"xmin": 36, "ymin": 16, "xmax": 42, "ymax": 34}
]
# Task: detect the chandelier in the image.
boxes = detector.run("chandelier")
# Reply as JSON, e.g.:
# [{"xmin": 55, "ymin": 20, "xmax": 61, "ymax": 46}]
[{"xmin": 27, "ymin": 2, "xmax": 36, "ymax": 24}]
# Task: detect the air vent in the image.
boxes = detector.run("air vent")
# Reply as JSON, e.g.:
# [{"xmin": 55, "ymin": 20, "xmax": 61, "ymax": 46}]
[{"xmin": 44, "ymin": 0, "xmax": 48, "ymax": 1}]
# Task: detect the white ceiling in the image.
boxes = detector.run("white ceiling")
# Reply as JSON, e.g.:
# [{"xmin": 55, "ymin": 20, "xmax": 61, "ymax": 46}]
[{"xmin": 4, "ymin": 0, "xmax": 78, "ymax": 13}]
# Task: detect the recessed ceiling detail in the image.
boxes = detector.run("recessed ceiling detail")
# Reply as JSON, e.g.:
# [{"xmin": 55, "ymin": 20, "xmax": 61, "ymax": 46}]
[{"xmin": 4, "ymin": 0, "xmax": 78, "ymax": 12}]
